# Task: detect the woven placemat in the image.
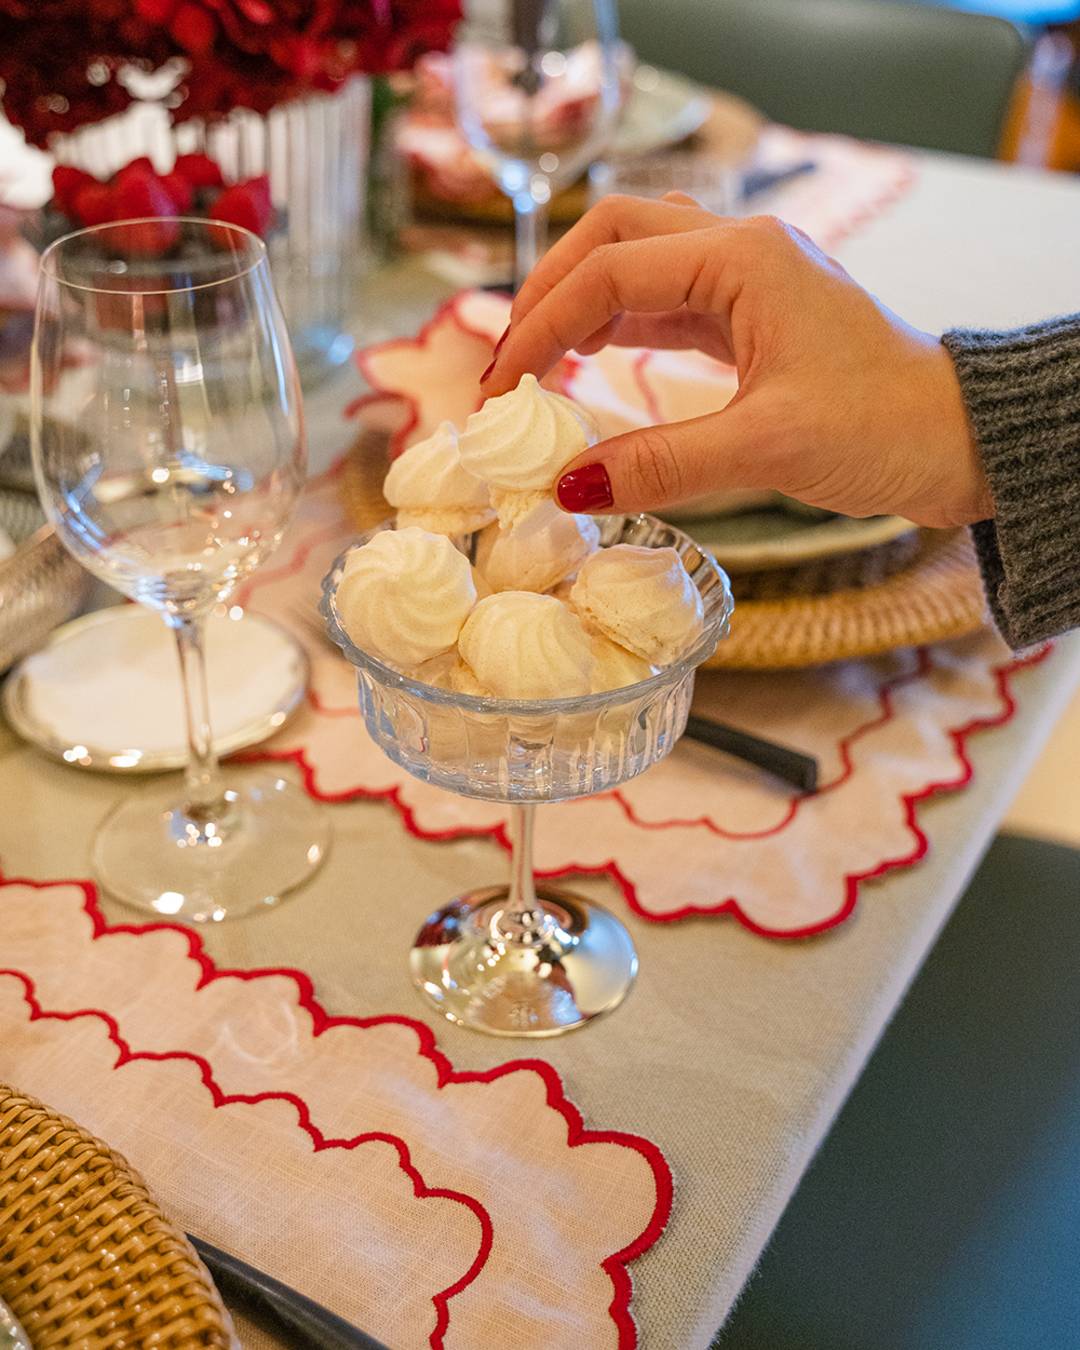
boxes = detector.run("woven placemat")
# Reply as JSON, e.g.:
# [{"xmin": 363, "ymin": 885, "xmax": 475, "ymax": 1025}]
[
  {"xmin": 339, "ymin": 435, "xmax": 989, "ymax": 670},
  {"xmin": 708, "ymin": 528, "xmax": 989, "ymax": 670},
  {"xmin": 0, "ymin": 1084, "xmax": 236, "ymax": 1348}
]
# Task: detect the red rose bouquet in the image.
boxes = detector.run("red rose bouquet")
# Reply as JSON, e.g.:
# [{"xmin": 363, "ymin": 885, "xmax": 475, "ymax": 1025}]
[{"xmin": 0, "ymin": 0, "xmax": 460, "ymax": 147}]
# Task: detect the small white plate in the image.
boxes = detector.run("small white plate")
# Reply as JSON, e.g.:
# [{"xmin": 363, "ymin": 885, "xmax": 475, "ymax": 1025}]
[
  {"xmin": 4, "ymin": 604, "xmax": 308, "ymax": 772},
  {"xmin": 0, "ymin": 1296, "xmax": 30, "ymax": 1350},
  {"xmin": 614, "ymin": 66, "xmax": 714, "ymax": 159}
]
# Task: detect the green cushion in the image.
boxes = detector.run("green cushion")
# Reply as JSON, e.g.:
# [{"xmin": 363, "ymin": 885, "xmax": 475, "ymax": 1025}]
[
  {"xmin": 618, "ymin": 0, "xmax": 1029, "ymax": 157},
  {"xmin": 713, "ymin": 833, "xmax": 1080, "ymax": 1349}
]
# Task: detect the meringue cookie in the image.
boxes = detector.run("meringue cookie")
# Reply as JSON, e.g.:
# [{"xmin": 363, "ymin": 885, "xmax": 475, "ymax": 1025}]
[
  {"xmin": 570, "ymin": 544, "xmax": 704, "ymax": 665},
  {"xmin": 409, "ymin": 648, "xmax": 458, "ymax": 689},
  {"xmin": 458, "ymin": 591, "xmax": 594, "ymax": 700},
  {"xmin": 589, "ymin": 633, "xmax": 656, "ymax": 693},
  {"xmin": 474, "ymin": 499, "xmax": 600, "ymax": 594},
  {"xmin": 458, "ymin": 373, "xmax": 598, "ymax": 528},
  {"xmin": 412, "ymin": 649, "xmax": 493, "ymax": 696},
  {"xmin": 335, "ymin": 527, "xmax": 477, "ymax": 667},
  {"xmin": 447, "ymin": 657, "xmax": 493, "ymax": 697},
  {"xmin": 384, "ymin": 420, "xmax": 495, "ymax": 536}
]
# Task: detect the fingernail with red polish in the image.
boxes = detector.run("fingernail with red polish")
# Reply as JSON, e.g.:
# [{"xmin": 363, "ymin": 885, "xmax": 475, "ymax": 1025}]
[
  {"xmin": 557, "ymin": 463, "xmax": 613, "ymax": 512},
  {"xmin": 480, "ymin": 325, "xmax": 511, "ymax": 384}
]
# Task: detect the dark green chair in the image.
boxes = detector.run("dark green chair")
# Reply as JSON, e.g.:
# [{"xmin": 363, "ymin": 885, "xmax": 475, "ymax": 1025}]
[
  {"xmin": 713, "ymin": 833, "xmax": 1080, "ymax": 1350},
  {"xmin": 618, "ymin": 0, "xmax": 1030, "ymax": 157}
]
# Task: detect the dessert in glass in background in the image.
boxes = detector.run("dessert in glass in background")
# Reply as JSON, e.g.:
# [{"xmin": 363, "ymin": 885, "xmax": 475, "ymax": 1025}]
[
  {"xmin": 452, "ymin": 0, "xmax": 624, "ymax": 290},
  {"xmin": 31, "ymin": 218, "xmax": 329, "ymax": 922},
  {"xmin": 324, "ymin": 374, "xmax": 733, "ymax": 1036}
]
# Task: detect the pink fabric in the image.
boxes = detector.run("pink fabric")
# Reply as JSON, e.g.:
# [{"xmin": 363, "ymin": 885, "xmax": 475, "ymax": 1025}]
[{"xmin": 0, "ymin": 874, "xmax": 671, "ymax": 1350}]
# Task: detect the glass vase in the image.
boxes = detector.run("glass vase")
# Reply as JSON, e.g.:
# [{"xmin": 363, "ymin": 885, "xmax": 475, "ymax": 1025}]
[{"xmin": 51, "ymin": 76, "xmax": 371, "ymax": 387}]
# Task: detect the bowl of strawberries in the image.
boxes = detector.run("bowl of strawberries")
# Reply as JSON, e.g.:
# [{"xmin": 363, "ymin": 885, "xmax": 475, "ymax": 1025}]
[{"xmin": 43, "ymin": 155, "xmax": 274, "ymax": 260}]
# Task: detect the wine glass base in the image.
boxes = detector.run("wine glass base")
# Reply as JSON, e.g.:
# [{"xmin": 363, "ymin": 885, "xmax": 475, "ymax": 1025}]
[
  {"xmin": 409, "ymin": 885, "xmax": 638, "ymax": 1037},
  {"xmin": 92, "ymin": 768, "xmax": 330, "ymax": 923}
]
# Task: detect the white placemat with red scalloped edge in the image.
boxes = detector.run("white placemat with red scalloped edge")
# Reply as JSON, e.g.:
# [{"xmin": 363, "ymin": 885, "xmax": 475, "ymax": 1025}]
[
  {"xmin": 0, "ymin": 872, "xmax": 670, "ymax": 1350},
  {"xmin": 233, "ymin": 450, "xmax": 1049, "ymax": 940}
]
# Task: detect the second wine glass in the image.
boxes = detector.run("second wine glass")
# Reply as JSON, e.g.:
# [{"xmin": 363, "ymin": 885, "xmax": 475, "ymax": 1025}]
[
  {"xmin": 453, "ymin": 0, "xmax": 624, "ymax": 290},
  {"xmin": 31, "ymin": 217, "xmax": 329, "ymax": 922}
]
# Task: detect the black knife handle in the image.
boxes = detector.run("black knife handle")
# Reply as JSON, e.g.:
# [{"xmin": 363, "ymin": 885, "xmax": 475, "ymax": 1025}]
[
  {"xmin": 188, "ymin": 1235, "xmax": 390, "ymax": 1350},
  {"xmin": 683, "ymin": 715, "xmax": 819, "ymax": 793}
]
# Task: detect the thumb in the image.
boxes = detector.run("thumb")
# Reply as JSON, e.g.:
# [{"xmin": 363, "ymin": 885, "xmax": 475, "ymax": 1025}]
[{"xmin": 554, "ymin": 403, "xmax": 768, "ymax": 516}]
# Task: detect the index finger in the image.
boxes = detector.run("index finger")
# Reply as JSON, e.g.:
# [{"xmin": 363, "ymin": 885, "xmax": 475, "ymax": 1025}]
[
  {"xmin": 488, "ymin": 223, "xmax": 743, "ymax": 394},
  {"xmin": 511, "ymin": 193, "xmax": 719, "ymax": 327}
]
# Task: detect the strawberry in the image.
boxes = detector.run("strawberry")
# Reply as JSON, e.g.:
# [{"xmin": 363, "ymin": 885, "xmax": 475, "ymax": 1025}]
[
  {"xmin": 209, "ymin": 175, "xmax": 274, "ymax": 240},
  {"xmin": 109, "ymin": 172, "xmax": 179, "ymax": 257},
  {"xmin": 114, "ymin": 156, "xmax": 156, "ymax": 187},
  {"xmin": 72, "ymin": 182, "xmax": 115, "ymax": 227},
  {"xmin": 51, "ymin": 165, "xmax": 97, "ymax": 218},
  {"xmin": 159, "ymin": 170, "xmax": 194, "ymax": 213},
  {"xmin": 173, "ymin": 153, "xmax": 224, "ymax": 189}
]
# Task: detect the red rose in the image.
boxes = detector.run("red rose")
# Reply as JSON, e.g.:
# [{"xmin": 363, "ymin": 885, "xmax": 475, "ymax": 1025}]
[{"xmin": 0, "ymin": 0, "xmax": 460, "ymax": 146}]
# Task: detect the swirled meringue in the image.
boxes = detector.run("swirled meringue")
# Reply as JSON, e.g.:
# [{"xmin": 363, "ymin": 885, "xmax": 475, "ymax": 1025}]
[
  {"xmin": 411, "ymin": 649, "xmax": 494, "ymax": 696},
  {"xmin": 384, "ymin": 420, "xmax": 495, "ymax": 536},
  {"xmin": 570, "ymin": 544, "xmax": 704, "ymax": 665},
  {"xmin": 474, "ymin": 499, "xmax": 600, "ymax": 594},
  {"xmin": 458, "ymin": 591, "xmax": 594, "ymax": 700},
  {"xmin": 458, "ymin": 373, "xmax": 598, "ymax": 528},
  {"xmin": 335, "ymin": 527, "xmax": 477, "ymax": 667},
  {"xmin": 589, "ymin": 633, "xmax": 656, "ymax": 692}
]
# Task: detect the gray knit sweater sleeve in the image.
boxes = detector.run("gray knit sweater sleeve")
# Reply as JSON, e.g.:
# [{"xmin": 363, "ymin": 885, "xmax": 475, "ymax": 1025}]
[{"xmin": 942, "ymin": 314, "xmax": 1080, "ymax": 649}]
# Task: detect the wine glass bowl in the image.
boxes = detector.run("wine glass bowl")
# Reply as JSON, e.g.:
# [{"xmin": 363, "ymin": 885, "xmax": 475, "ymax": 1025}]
[
  {"xmin": 32, "ymin": 218, "xmax": 328, "ymax": 922},
  {"xmin": 322, "ymin": 513, "xmax": 733, "ymax": 1036},
  {"xmin": 33, "ymin": 219, "xmax": 305, "ymax": 621},
  {"xmin": 453, "ymin": 0, "xmax": 624, "ymax": 289}
]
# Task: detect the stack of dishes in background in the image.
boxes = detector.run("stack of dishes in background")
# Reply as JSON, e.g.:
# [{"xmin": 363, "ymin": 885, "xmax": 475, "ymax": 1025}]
[{"xmin": 663, "ymin": 491, "xmax": 989, "ymax": 668}]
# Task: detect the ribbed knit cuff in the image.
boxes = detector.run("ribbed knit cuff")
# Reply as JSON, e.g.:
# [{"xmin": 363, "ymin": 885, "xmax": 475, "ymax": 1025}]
[{"xmin": 942, "ymin": 314, "xmax": 1080, "ymax": 649}]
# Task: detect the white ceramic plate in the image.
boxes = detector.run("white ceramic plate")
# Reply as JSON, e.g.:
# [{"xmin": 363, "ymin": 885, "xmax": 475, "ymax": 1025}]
[
  {"xmin": 614, "ymin": 66, "xmax": 714, "ymax": 158},
  {"xmin": 0, "ymin": 1297, "xmax": 30, "ymax": 1350},
  {"xmin": 685, "ymin": 508, "xmax": 917, "ymax": 572},
  {"xmin": 4, "ymin": 604, "xmax": 308, "ymax": 772}
]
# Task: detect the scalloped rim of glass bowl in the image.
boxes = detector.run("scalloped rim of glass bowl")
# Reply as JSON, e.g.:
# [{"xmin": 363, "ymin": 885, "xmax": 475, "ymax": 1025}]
[{"xmin": 320, "ymin": 514, "xmax": 734, "ymax": 716}]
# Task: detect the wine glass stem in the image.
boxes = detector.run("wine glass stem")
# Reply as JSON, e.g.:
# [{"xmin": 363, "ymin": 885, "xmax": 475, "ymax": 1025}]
[
  {"xmin": 497, "ymin": 803, "xmax": 549, "ymax": 944},
  {"xmin": 173, "ymin": 615, "xmax": 225, "ymax": 821},
  {"xmin": 513, "ymin": 187, "xmax": 550, "ymax": 292}
]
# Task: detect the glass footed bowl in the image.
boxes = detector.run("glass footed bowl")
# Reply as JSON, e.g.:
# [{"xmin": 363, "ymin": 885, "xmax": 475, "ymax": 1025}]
[{"xmin": 321, "ymin": 512, "xmax": 734, "ymax": 1037}]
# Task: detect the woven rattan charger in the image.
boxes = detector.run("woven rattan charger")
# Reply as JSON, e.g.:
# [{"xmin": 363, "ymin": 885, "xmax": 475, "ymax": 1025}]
[
  {"xmin": 0, "ymin": 1086, "xmax": 236, "ymax": 1348},
  {"xmin": 342, "ymin": 432, "xmax": 990, "ymax": 671}
]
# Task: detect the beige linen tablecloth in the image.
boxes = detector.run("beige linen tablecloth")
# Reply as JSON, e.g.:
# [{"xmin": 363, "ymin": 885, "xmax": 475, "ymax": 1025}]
[
  {"xmin": 2, "ymin": 630, "xmax": 1079, "ymax": 1348},
  {"xmin": 5, "ymin": 146, "xmax": 1080, "ymax": 1346}
]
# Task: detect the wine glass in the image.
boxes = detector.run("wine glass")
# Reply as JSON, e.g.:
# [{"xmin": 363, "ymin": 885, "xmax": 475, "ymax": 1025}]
[
  {"xmin": 323, "ymin": 514, "xmax": 733, "ymax": 1036},
  {"xmin": 453, "ymin": 0, "xmax": 624, "ymax": 291},
  {"xmin": 31, "ymin": 218, "xmax": 329, "ymax": 922}
]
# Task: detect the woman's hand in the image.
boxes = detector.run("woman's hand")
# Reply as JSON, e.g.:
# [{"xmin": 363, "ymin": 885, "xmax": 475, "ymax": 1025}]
[{"xmin": 481, "ymin": 194, "xmax": 991, "ymax": 528}]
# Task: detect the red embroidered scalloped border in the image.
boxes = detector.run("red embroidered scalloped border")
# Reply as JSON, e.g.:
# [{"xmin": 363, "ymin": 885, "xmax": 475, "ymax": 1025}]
[
  {"xmin": 240, "ymin": 640, "xmax": 1051, "ymax": 940},
  {"xmin": 0, "ymin": 871, "xmax": 672, "ymax": 1349}
]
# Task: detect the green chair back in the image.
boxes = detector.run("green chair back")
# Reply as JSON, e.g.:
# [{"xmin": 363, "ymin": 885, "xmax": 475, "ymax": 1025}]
[{"xmin": 617, "ymin": 0, "xmax": 1030, "ymax": 157}]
